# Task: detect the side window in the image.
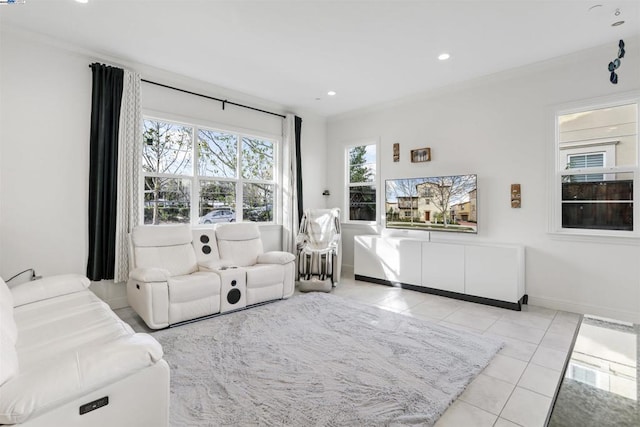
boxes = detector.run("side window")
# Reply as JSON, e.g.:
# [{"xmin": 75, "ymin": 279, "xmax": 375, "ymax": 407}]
[
  {"xmin": 555, "ymin": 101, "xmax": 638, "ymax": 234},
  {"xmin": 347, "ymin": 143, "xmax": 377, "ymax": 222}
]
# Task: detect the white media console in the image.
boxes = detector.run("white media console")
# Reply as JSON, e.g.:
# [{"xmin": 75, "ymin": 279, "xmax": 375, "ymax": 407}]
[{"xmin": 354, "ymin": 235, "xmax": 526, "ymax": 310}]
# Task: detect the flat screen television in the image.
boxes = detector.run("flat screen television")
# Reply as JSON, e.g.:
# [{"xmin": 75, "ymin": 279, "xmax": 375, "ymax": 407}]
[{"xmin": 385, "ymin": 174, "xmax": 477, "ymax": 234}]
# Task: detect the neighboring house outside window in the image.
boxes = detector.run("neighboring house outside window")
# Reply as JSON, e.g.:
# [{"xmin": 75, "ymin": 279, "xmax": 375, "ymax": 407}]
[
  {"xmin": 142, "ymin": 117, "xmax": 277, "ymax": 225},
  {"xmin": 346, "ymin": 143, "xmax": 377, "ymax": 222},
  {"xmin": 554, "ymin": 98, "xmax": 638, "ymax": 235}
]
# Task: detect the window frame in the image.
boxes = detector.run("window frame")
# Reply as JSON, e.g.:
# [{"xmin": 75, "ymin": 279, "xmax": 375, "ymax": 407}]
[
  {"xmin": 550, "ymin": 92, "xmax": 639, "ymax": 239},
  {"xmin": 344, "ymin": 139, "xmax": 380, "ymax": 224},
  {"xmin": 141, "ymin": 111, "xmax": 280, "ymax": 226}
]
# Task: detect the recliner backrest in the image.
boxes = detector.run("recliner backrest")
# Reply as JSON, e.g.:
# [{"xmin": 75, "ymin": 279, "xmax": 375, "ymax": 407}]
[
  {"xmin": 130, "ymin": 225, "xmax": 198, "ymax": 276},
  {"xmin": 215, "ymin": 223, "xmax": 264, "ymax": 267}
]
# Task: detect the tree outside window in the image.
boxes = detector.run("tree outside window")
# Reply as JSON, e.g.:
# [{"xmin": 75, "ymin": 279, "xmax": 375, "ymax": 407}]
[{"xmin": 347, "ymin": 144, "xmax": 377, "ymax": 221}]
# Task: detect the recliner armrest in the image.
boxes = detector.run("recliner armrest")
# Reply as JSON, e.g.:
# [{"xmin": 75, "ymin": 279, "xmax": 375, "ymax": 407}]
[
  {"xmin": 11, "ymin": 274, "xmax": 90, "ymax": 308},
  {"xmin": 129, "ymin": 267, "xmax": 170, "ymax": 282},
  {"xmin": 257, "ymin": 251, "xmax": 296, "ymax": 265},
  {"xmin": 198, "ymin": 259, "xmax": 236, "ymax": 271}
]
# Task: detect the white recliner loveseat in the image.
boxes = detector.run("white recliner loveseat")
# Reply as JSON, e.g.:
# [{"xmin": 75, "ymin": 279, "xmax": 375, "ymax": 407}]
[
  {"xmin": 0, "ymin": 274, "xmax": 169, "ymax": 427},
  {"xmin": 127, "ymin": 223, "xmax": 295, "ymax": 329}
]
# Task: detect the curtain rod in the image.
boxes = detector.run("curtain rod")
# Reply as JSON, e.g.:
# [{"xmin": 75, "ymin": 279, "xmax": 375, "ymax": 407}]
[{"xmin": 88, "ymin": 64, "xmax": 286, "ymax": 119}]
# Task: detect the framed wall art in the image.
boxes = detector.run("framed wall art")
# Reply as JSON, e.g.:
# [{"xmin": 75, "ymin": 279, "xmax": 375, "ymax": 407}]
[{"xmin": 411, "ymin": 147, "xmax": 431, "ymax": 163}]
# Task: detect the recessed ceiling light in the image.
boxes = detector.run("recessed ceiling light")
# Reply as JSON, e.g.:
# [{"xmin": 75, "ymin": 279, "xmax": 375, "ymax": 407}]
[
  {"xmin": 327, "ymin": 91, "xmax": 336, "ymax": 96},
  {"xmin": 612, "ymin": 20, "xmax": 625, "ymax": 26},
  {"xmin": 438, "ymin": 53, "xmax": 450, "ymax": 61},
  {"xmin": 76, "ymin": 0, "xmax": 89, "ymax": 3}
]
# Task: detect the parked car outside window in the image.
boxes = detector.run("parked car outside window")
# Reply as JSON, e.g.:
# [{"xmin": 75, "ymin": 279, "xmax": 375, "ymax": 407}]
[{"xmin": 199, "ymin": 208, "xmax": 235, "ymax": 224}]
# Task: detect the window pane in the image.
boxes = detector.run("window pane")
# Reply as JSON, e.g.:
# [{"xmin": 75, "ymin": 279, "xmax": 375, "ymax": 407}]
[
  {"xmin": 199, "ymin": 180, "xmax": 236, "ymax": 224},
  {"xmin": 559, "ymin": 103, "xmax": 637, "ymax": 167},
  {"xmin": 142, "ymin": 120, "xmax": 193, "ymax": 175},
  {"xmin": 197, "ymin": 129, "xmax": 237, "ymax": 178},
  {"xmin": 144, "ymin": 177, "xmax": 191, "ymax": 224},
  {"xmin": 349, "ymin": 145, "xmax": 376, "ymax": 183},
  {"xmin": 349, "ymin": 186, "xmax": 376, "ymax": 221},
  {"xmin": 243, "ymin": 183, "xmax": 273, "ymax": 222},
  {"xmin": 561, "ymin": 173, "xmax": 633, "ymax": 231},
  {"xmin": 241, "ymin": 137, "xmax": 274, "ymax": 181}
]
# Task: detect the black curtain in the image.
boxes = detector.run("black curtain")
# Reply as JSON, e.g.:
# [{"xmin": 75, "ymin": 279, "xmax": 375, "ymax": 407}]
[
  {"xmin": 87, "ymin": 63, "xmax": 124, "ymax": 281},
  {"xmin": 295, "ymin": 116, "xmax": 304, "ymax": 225}
]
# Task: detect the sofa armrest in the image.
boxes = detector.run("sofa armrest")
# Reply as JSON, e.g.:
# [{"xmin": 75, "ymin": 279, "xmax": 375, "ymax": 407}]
[
  {"xmin": 129, "ymin": 267, "xmax": 170, "ymax": 283},
  {"xmin": 198, "ymin": 259, "xmax": 235, "ymax": 271},
  {"xmin": 257, "ymin": 251, "xmax": 296, "ymax": 265},
  {"xmin": 0, "ymin": 333, "xmax": 163, "ymax": 425},
  {"xmin": 11, "ymin": 274, "xmax": 90, "ymax": 308}
]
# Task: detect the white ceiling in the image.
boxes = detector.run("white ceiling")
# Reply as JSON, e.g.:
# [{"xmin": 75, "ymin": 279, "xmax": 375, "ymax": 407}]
[{"xmin": 1, "ymin": 0, "xmax": 639, "ymax": 117}]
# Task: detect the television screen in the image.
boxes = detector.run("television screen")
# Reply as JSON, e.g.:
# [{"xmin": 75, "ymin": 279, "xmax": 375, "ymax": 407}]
[{"xmin": 385, "ymin": 174, "xmax": 477, "ymax": 233}]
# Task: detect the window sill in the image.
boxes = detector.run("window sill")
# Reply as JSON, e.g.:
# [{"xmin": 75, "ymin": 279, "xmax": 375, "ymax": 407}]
[{"xmin": 547, "ymin": 230, "xmax": 640, "ymax": 246}]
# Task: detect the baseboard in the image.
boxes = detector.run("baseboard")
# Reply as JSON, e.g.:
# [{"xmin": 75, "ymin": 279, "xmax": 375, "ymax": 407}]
[
  {"xmin": 355, "ymin": 274, "xmax": 524, "ymax": 311},
  {"xmin": 528, "ymin": 295, "xmax": 639, "ymax": 323}
]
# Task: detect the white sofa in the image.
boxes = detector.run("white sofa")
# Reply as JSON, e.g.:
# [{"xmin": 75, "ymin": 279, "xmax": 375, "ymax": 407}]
[
  {"xmin": 0, "ymin": 274, "xmax": 169, "ymax": 426},
  {"xmin": 127, "ymin": 223, "xmax": 295, "ymax": 329}
]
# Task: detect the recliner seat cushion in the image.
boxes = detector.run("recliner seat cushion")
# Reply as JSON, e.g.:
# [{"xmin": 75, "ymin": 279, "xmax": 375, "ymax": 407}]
[
  {"xmin": 167, "ymin": 272, "xmax": 220, "ymax": 303},
  {"xmin": 245, "ymin": 265, "xmax": 284, "ymax": 289}
]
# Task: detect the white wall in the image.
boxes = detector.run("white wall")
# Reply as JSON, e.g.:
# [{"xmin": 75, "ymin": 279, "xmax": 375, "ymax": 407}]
[
  {"xmin": 0, "ymin": 28, "xmax": 326, "ymax": 296},
  {"xmin": 327, "ymin": 38, "xmax": 640, "ymax": 322}
]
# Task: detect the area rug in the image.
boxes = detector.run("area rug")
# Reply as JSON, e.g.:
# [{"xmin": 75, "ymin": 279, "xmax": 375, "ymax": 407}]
[{"xmin": 153, "ymin": 293, "xmax": 503, "ymax": 426}]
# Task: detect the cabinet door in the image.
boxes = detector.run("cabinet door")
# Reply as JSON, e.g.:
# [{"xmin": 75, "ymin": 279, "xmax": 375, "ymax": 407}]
[
  {"xmin": 465, "ymin": 245, "xmax": 519, "ymax": 302},
  {"xmin": 398, "ymin": 239, "xmax": 422, "ymax": 285},
  {"xmin": 354, "ymin": 236, "xmax": 397, "ymax": 282},
  {"xmin": 421, "ymin": 243, "xmax": 465, "ymax": 293}
]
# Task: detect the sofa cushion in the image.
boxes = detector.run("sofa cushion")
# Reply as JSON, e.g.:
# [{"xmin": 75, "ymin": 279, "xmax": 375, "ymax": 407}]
[
  {"xmin": 245, "ymin": 265, "xmax": 285, "ymax": 289},
  {"xmin": 14, "ymin": 291, "xmax": 134, "ymax": 371},
  {"xmin": 131, "ymin": 225, "xmax": 198, "ymax": 276},
  {"xmin": 167, "ymin": 272, "xmax": 220, "ymax": 304},
  {"xmin": 134, "ymin": 244, "xmax": 198, "ymax": 277},
  {"xmin": 215, "ymin": 223, "xmax": 264, "ymax": 267},
  {"xmin": 11, "ymin": 274, "xmax": 90, "ymax": 308},
  {"xmin": 217, "ymin": 239, "xmax": 263, "ymax": 267}
]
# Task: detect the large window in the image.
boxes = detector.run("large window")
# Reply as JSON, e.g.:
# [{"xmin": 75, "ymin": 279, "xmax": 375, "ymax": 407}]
[
  {"xmin": 143, "ymin": 117, "xmax": 277, "ymax": 225},
  {"xmin": 346, "ymin": 143, "xmax": 377, "ymax": 222},
  {"xmin": 554, "ymin": 97, "xmax": 638, "ymax": 236}
]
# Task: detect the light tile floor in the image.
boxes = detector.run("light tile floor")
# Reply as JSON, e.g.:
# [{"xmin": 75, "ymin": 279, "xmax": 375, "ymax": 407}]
[
  {"xmin": 328, "ymin": 274, "xmax": 580, "ymax": 427},
  {"xmin": 116, "ymin": 274, "xmax": 580, "ymax": 427}
]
